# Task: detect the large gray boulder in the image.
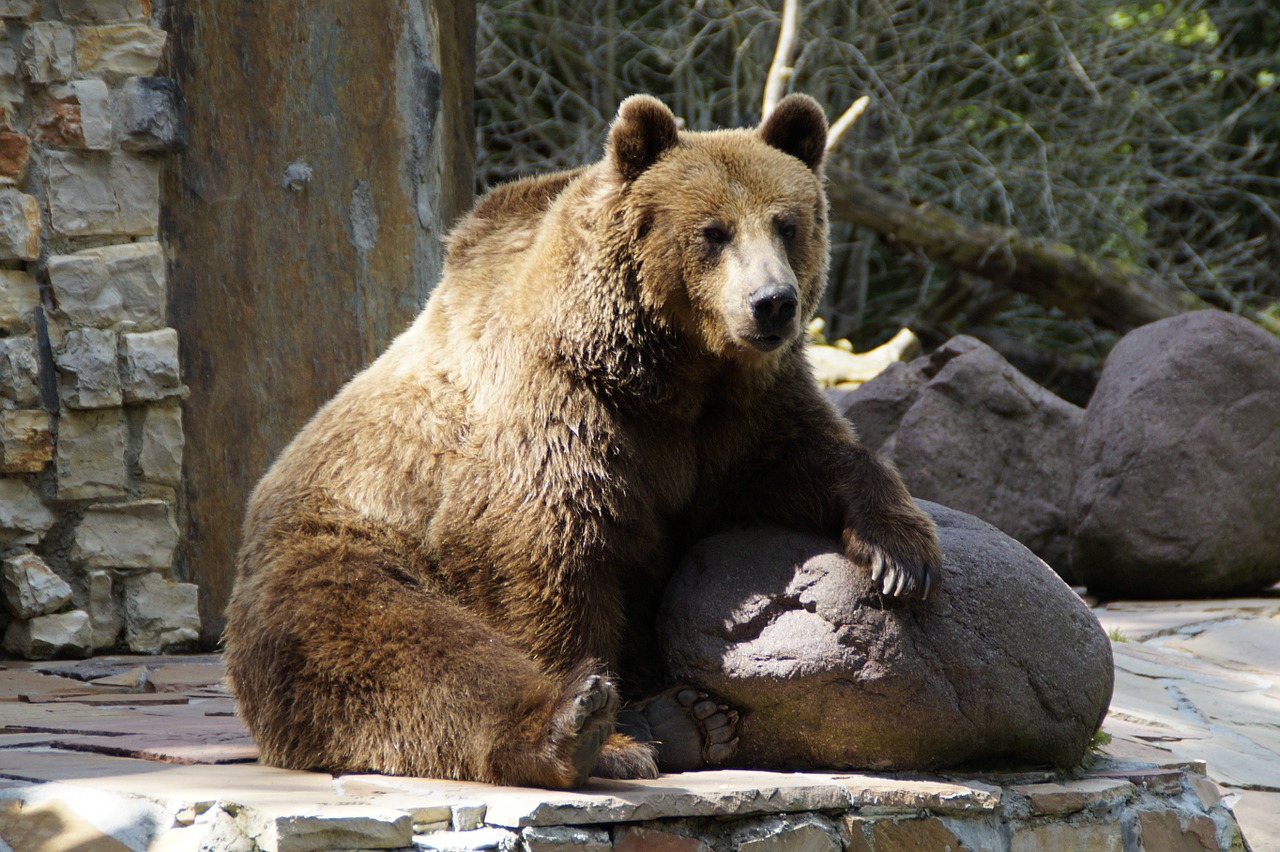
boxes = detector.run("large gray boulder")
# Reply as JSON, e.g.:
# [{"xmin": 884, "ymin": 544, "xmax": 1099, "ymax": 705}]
[
  {"xmin": 1071, "ymin": 311, "xmax": 1280, "ymax": 597},
  {"xmin": 660, "ymin": 502, "xmax": 1113, "ymax": 772},
  {"xmin": 835, "ymin": 336, "xmax": 1083, "ymax": 579}
]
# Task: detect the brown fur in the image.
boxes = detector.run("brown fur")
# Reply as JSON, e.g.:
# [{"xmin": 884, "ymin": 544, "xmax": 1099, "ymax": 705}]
[{"xmin": 223, "ymin": 95, "xmax": 942, "ymax": 789}]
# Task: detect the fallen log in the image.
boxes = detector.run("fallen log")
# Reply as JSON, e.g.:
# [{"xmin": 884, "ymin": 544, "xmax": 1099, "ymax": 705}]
[{"xmin": 827, "ymin": 173, "xmax": 1207, "ymax": 332}]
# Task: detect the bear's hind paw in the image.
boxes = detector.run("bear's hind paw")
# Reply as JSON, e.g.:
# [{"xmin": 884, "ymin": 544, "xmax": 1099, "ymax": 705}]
[
  {"xmin": 618, "ymin": 687, "xmax": 740, "ymax": 773},
  {"xmin": 550, "ymin": 673, "xmax": 621, "ymax": 786},
  {"xmin": 592, "ymin": 733, "xmax": 659, "ymax": 780}
]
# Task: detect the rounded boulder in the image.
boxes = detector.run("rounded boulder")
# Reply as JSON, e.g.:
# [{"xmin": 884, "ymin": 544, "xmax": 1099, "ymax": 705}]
[
  {"xmin": 659, "ymin": 501, "xmax": 1113, "ymax": 771},
  {"xmin": 1070, "ymin": 311, "xmax": 1280, "ymax": 597}
]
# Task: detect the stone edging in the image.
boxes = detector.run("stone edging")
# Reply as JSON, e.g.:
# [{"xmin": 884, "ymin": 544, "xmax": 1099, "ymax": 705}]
[{"xmin": 0, "ymin": 758, "xmax": 1245, "ymax": 851}]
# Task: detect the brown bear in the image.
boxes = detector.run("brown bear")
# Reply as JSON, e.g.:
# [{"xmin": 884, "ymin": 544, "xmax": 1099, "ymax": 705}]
[{"xmin": 223, "ymin": 94, "xmax": 942, "ymax": 789}]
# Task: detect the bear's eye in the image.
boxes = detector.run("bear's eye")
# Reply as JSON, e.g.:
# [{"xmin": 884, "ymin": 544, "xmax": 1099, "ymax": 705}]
[
  {"xmin": 701, "ymin": 223, "xmax": 732, "ymax": 248},
  {"xmin": 776, "ymin": 217, "xmax": 799, "ymax": 242}
]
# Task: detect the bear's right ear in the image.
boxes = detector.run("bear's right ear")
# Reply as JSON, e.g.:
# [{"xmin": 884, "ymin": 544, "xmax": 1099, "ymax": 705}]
[{"xmin": 607, "ymin": 95, "xmax": 679, "ymax": 183}]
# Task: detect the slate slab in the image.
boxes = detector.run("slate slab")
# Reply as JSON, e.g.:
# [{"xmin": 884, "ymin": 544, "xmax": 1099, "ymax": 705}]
[{"xmin": 343, "ymin": 770, "xmax": 856, "ymax": 828}]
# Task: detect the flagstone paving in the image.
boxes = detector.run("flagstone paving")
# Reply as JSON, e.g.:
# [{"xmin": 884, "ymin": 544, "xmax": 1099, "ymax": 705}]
[
  {"xmin": 0, "ymin": 592, "xmax": 1272, "ymax": 850},
  {"xmin": 1092, "ymin": 592, "xmax": 1280, "ymax": 849}
]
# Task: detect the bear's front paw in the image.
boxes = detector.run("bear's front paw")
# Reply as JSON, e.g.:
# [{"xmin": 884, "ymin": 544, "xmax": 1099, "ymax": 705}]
[
  {"xmin": 866, "ymin": 543, "xmax": 937, "ymax": 598},
  {"xmin": 846, "ymin": 513, "xmax": 942, "ymax": 599}
]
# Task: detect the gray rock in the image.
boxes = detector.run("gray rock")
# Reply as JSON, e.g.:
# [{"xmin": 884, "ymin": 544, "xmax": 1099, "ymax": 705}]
[
  {"xmin": 732, "ymin": 815, "xmax": 839, "ymax": 852},
  {"xmin": 249, "ymin": 806, "xmax": 414, "ymax": 852},
  {"xmin": 842, "ymin": 336, "xmax": 1082, "ymax": 578},
  {"xmin": 193, "ymin": 807, "xmax": 257, "ymax": 852},
  {"xmin": 452, "ymin": 803, "xmax": 487, "ymax": 831},
  {"xmin": 660, "ymin": 502, "xmax": 1113, "ymax": 772},
  {"xmin": 3, "ymin": 609, "xmax": 92, "ymax": 659},
  {"xmin": 0, "ymin": 269, "xmax": 39, "ymax": 331},
  {"xmin": 138, "ymin": 401, "xmax": 184, "ymax": 485},
  {"xmin": 0, "ymin": 187, "xmax": 40, "ymax": 261},
  {"xmin": 612, "ymin": 826, "xmax": 711, "ymax": 852},
  {"xmin": 0, "ymin": 1, "xmax": 36, "ymax": 19},
  {"xmin": 1071, "ymin": 311, "xmax": 1280, "ymax": 597},
  {"xmin": 122, "ymin": 572, "xmax": 198, "ymax": 652},
  {"xmin": 466, "ymin": 770, "xmax": 853, "ymax": 827},
  {"xmin": 47, "ymin": 241, "xmax": 166, "ymax": 331},
  {"xmin": 119, "ymin": 76, "xmax": 185, "ymax": 152},
  {"xmin": 57, "ymin": 327, "xmax": 122, "ymax": 409},
  {"xmin": 0, "ymin": 41, "xmax": 19, "ymax": 105},
  {"xmin": 521, "ymin": 826, "xmax": 610, "ymax": 852},
  {"xmin": 20, "ymin": 21, "xmax": 75, "ymax": 84},
  {"xmin": 0, "ymin": 335, "xmax": 41, "ymax": 407},
  {"xmin": 417, "ymin": 827, "xmax": 519, "ymax": 852},
  {"xmin": 58, "ymin": 0, "xmax": 151, "ymax": 24},
  {"xmin": 1, "ymin": 552, "xmax": 72, "ymax": 619},
  {"xmin": 42, "ymin": 151, "xmax": 160, "ymax": 238},
  {"xmin": 833, "ymin": 339, "xmax": 986, "ymax": 452},
  {"xmin": 87, "ymin": 569, "xmax": 122, "ymax": 649},
  {"xmin": 892, "ymin": 339, "xmax": 1082, "ymax": 576},
  {"xmin": 56, "ymin": 408, "xmax": 128, "ymax": 500},
  {"xmin": 73, "ymin": 80, "xmax": 115, "ymax": 150},
  {"xmin": 0, "ymin": 478, "xmax": 55, "ymax": 543},
  {"xmin": 119, "ymin": 328, "xmax": 182, "ymax": 402},
  {"xmin": 72, "ymin": 499, "xmax": 178, "ymax": 570}
]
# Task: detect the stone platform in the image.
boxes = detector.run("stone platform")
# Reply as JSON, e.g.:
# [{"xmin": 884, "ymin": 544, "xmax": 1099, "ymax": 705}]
[{"xmin": 0, "ymin": 591, "xmax": 1273, "ymax": 851}]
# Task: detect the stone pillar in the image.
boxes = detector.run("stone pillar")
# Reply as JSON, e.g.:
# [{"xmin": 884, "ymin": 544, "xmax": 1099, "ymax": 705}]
[
  {"xmin": 162, "ymin": 0, "xmax": 476, "ymax": 640},
  {"xmin": 0, "ymin": 0, "xmax": 196, "ymax": 658}
]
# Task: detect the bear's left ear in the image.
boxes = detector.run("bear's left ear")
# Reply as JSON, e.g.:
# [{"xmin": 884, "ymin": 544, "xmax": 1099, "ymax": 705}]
[
  {"xmin": 759, "ymin": 94, "xmax": 827, "ymax": 173},
  {"xmin": 608, "ymin": 95, "xmax": 680, "ymax": 183}
]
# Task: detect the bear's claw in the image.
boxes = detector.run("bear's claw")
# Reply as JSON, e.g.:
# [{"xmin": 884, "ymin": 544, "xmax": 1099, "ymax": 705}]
[{"xmin": 868, "ymin": 547, "xmax": 937, "ymax": 599}]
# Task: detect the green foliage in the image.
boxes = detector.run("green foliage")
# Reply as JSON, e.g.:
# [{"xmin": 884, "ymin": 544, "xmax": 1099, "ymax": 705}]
[
  {"xmin": 476, "ymin": 0, "xmax": 1280, "ymax": 366},
  {"xmin": 1088, "ymin": 728, "xmax": 1113, "ymax": 752},
  {"xmin": 1106, "ymin": 4, "xmax": 1221, "ymax": 47}
]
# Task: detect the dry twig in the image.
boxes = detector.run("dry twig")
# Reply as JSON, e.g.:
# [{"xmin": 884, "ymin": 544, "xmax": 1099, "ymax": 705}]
[
  {"xmin": 825, "ymin": 95, "xmax": 870, "ymax": 152},
  {"xmin": 761, "ymin": 0, "xmax": 799, "ymax": 117}
]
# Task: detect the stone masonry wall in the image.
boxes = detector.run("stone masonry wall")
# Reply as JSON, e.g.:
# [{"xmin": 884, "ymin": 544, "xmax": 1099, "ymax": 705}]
[{"xmin": 0, "ymin": 0, "xmax": 193, "ymax": 659}]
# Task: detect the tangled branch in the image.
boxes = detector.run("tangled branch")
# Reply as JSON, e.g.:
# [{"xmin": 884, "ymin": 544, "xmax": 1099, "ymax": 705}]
[{"xmin": 476, "ymin": 0, "xmax": 1280, "ymax": 356}]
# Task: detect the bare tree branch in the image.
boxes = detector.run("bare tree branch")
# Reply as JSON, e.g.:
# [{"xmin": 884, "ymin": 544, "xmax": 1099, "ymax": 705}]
[
  {"xmin": 825, "ymin": 95, "xmax": 870, "ymax": 152},
  {"xmin": 474, "ymin": 0, "xmax": 1280, "ymax": 346},
  {"xmin": 828, "ymin": 174, "xmax": 1208, "ymax": 332},
  {"xmin": 762, "ymin": 0, "xmax": 799, "ymax": 117}
]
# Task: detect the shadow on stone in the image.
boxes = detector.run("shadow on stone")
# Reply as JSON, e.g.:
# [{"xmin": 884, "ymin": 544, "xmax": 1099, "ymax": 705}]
[{"xmin": 660, "ymin": 501, "xmax": 1113, "ymax": 772}]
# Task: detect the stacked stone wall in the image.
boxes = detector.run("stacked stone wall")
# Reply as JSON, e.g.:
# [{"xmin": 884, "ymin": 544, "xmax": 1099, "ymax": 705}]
[{"xmin": 0, "ymin": 0, "xmax": 193, "ymax": 658}]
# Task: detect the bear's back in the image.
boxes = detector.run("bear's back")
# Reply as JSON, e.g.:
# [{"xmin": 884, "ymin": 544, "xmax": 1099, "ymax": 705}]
[{"xmin": 444, "ymin": 167, "xmax": 587, "ymax": 270}]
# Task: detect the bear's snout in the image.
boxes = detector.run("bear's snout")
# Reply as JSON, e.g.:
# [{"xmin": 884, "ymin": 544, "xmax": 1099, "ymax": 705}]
[{"xmin": 748, "ymin": 284, "xmax": 799, "ymax": 347}]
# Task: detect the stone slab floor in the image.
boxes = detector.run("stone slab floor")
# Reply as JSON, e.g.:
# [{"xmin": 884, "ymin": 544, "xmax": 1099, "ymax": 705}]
[
  {"xmin": 0, "ymin": 591, "xmax": 1270, "ymax": 850},
  {"xmin": 1092, "ymin": 592, "xmax": 1280, "ymax": 849}
]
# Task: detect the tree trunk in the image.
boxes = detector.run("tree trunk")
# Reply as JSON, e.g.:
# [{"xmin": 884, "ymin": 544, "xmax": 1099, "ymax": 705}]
[
  {"xmin": 828, "ymin": 173, "xmax": 1206, "ymax": 332},
  {"xmin": 163, "ymin": 0, "xmax": 475, "ymax": 642}
]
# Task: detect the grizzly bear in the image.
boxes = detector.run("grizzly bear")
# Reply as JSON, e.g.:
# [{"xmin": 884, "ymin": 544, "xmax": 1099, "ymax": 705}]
[{"xmin": 223, "ymin": 94, "xmax": 942, "ymax": 789}]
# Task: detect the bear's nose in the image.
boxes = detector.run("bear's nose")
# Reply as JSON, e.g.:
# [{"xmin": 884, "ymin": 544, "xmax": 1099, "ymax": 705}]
[{"xmin": 749, "ymin": 285, "xmax": 798, "ymax": 331}]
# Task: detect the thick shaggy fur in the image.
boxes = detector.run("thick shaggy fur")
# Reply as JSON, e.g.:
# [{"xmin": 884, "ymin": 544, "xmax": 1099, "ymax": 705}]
[{"xmin": 223, "ymin": 95, "xmax": 942, "ymax": 789}]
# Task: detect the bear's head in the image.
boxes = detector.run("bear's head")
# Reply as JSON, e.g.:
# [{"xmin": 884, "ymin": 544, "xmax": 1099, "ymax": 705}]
[{"xmin": 606, "ymin": 94, "xmax": 829, "ymax": 363}]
